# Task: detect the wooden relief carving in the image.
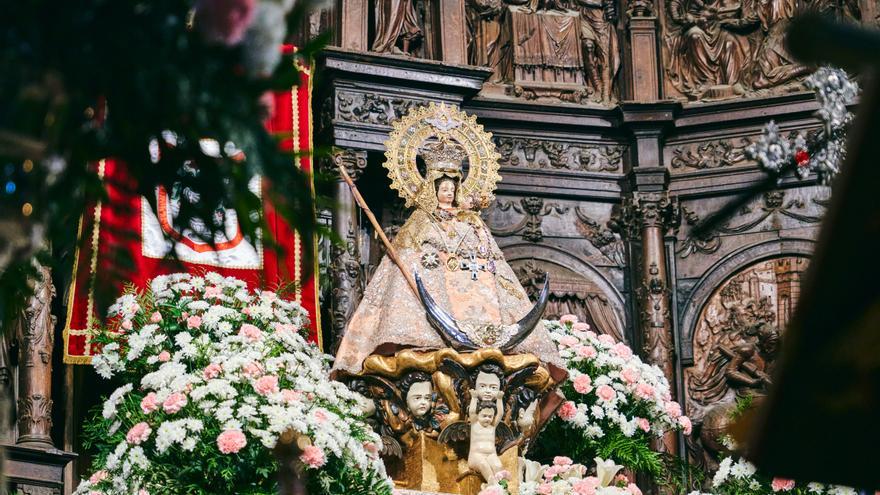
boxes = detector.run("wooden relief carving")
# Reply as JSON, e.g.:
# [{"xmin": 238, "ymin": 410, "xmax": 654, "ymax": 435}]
[
  {"xmin": 669, "ymin": 138, "xmax": 750, "ymax": 171},
  {"xmin": 487, "ymin": 197, "xmax": 568, "ymax": 243},
  {"xmin": 372, "ymin": 0, "xmax": 430, "ymax": 57},
  {"xmin": 494, "ymin": 136, "xmax": 624, "ymax": 172},
  {"xmin": 466, "ymin": 0, "xmax": 620, "ymax": 103}
]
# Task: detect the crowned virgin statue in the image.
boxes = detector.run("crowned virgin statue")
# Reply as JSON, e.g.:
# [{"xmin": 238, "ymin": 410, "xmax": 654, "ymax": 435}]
[{"xmin": 332, "ymin": 103, "xmax": 564, "ymax": 379}]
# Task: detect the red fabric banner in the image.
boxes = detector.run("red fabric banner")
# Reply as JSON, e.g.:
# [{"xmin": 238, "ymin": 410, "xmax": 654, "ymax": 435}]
[{"xmin": 63, "ymin": 64, "xmax": 319, "ymax": 364}]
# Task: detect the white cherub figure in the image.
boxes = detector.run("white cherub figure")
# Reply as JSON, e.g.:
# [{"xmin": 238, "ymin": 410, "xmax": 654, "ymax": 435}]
[{"xmin": 467, "ymin": 387, "xmax": 504, "ymax": 482}]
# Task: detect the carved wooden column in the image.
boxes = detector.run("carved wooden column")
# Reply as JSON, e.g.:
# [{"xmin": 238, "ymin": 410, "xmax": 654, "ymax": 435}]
[
  {"xmin": 338, "ymin": 0, "xmax": 369, "ymax": 51},
  {"xmin": 326, "ymin": 148, "xmax": 367, "ymax": 348},
  {"xmin": 439, "ymin": 0, "xmax": 467, "ymax": 65},
  {"xmin": 17, "ymin": 265, "xmax": 55, "ymax": 449},
  {"xmin": 623, "ymin": 0, "xmax": 661, "ymax": 101}
]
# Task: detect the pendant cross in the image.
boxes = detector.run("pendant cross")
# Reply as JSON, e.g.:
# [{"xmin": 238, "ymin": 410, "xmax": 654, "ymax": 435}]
[{"xmin": 460, "ymin": 253, "xmax": 485, "ymax": 280}]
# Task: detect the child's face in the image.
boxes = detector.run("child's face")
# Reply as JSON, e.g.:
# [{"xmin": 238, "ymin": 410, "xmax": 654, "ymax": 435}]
[{"xmin": 478, "ymin": 408, "xmax": 495, "ymax": 427}]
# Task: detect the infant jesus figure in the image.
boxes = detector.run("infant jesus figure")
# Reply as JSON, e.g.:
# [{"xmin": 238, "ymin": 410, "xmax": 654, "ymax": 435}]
[{"xmin": 467, "ymin": 389, "xmax": 504, "ymax": 483}]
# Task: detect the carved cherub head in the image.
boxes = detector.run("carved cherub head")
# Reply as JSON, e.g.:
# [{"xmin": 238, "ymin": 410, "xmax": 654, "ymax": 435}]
[
  {"xmin": 473, "ymin": 363, "xmax": 504, "ymax": 402},
  {"xmin": 400, "ymin": 371, "xmax": 434, "ymax": 418},
  {"xmin": 476, "ymin": 400, "xmax": 498, "ymax": 427}
]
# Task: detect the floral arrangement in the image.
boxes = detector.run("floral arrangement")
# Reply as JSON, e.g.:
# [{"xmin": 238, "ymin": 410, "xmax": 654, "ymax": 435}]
[
  {"xmin": 688, "ymin": 456, "xmax": 858, "ymax": 495},
  {"xmin": 529, "ymin": 316, "xmax": 689, "ymax": 476},
  {"xmin": 75, "ymin": 272, "xmax": 391, "ymax": 495},
  {"xmin": 479, "ymin": 456, "xmax": 643, "ymax": 495}
]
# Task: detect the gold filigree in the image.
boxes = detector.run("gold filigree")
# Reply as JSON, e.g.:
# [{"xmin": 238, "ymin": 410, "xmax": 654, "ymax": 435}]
[{"xmin": 383, "ymin": 103, "xmax": 502, "ymax": 213}]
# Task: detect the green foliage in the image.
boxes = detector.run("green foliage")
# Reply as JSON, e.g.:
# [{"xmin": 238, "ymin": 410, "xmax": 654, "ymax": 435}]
[
  {"xmin": 307, "ymin": 456, "xmax": 393, "ymax": 495},
  {"xmin": 730, "ymin": 393, "xmax": 754, "ymax": 420}
]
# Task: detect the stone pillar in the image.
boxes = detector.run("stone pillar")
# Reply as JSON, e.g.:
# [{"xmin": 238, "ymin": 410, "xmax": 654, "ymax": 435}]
[
  {"xmin": 339, "ymin": 0, "xmax": 369, "ymax": 51},
  {"xmin": 326, "ymin": 148, "xmax": 367, "ymax": 348},
  {"xmin": 623, "ymin": 0, "xmax": 661, "ymax": 101},
  {"xmin": 16, "ymin": 264, "xmax": 55, "ymax": 449},
  {"xmin": 439, "ymin": 0, "xmax": 467, "ymax": 65}
]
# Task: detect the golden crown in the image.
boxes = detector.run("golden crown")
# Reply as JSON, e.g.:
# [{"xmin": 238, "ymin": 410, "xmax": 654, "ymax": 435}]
[{"xmin": 420, "ymin": 139, "xmax": 467, "ymax": 174}]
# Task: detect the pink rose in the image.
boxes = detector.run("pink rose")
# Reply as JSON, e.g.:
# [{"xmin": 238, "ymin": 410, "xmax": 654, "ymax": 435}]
[
  {"xmin": 636, "ymin": 417, "xmax": 651, "ymax": 432},
  {"xmin": 194, "ymin": 0, "xmax": 257, "ymax": 46},
  {"xmin": 126, "ymin": 422, "xmax": 152, "ymax": 445},
  {"xmin": 89, "ymin": 470, "xmax": 108, "ymax": 484},
  {"xmin": 627, "ymin": 483, "xmax": 643, "ymax": 495},
  {"xmin": 665, "ymin": 401, "xmax": 682, "ymax": 418},
  {"xmin": 576, "ymin": 345, "xmax": 597, "ymax": 359},
  {"xmin": 537, "ymin": 483, "xmax": 553, "ymax": 495},
  {"xmin": 239, "ymin": 323, "xmax": 263, "ymax": 342},
  {"xmin": 157, "ymin": 350, "xmax": 171, "ymax": 362},
  {"xmin": 299, "ymin": 445, "xmax": 326, "ymax": 468},
  {"xmin": 597, "ymin": 384, "xmax": 616, "ymax": 401},
  {"xmin": 771, "ymin": 478, "xmax": 796, "ymax": 492},
  {"xmin": 203, "ymin": 363, "xmax": 222, "ymax": 380},
  {"xmin": 559, "ymin": 335, "xmax": 579, "ymax": 348},
  {"xmin": 121, "ymin": 319, "xmax": 133, "ymax": 331},
  {"xmin": 254, "ymin": 375, "xmax": 279, "ymax": 396},
  {"xmin": 611, "ymin": 342, "xmax": 633, "ymax": 359},
  {"xmin": 150, "ymin": 311, "xmax": 163, "ymax": 323},
  {"xmin": 242, "ymin": 361, "xmax": 264, "ymax": 378},
  {"xmin": 204, "ymin": 286, "xmax": 223, "ymax": 298},
  {"xmin": 635, "ymin": 383, "xmax": 656, "ymax": 400},
  {"xmin": 282, "ymin": 389, "xmax": 302, "ymax": 403},
  {"xmin": 163, "ymin": 392, "xmax": 188, "ymax": 414},
  {"xmin": 621, "ymin": 367, "xmax": 640, "ymax": 384},
  {"xmin": 678, "ymin": 415, "xmax": 693, "ymax": 435},
  {"xmin": 557, "ymin": 401, "xmax": 577, "ymax": 421},
  {"xmin": 572, "ymin": 322, "xmax": 590, "ymax": 332},
  {"xmin": 560, "ymin": 314, "xmax": 578, "ymax": 325},
  {"xmin": 572, "ymin": 477, "xmax": 600, "ymax": 495},
  {"xmin": 186, "ymin": 315, "xmax": 202, "ymax": 329},
  {"xmin": 598, "ymin": 334, "xmax": 615, "ymax": 345},
  {"xmin": 217, "ymin": 428, "xmax": 247, "ymax": 454},
  {"xmin": 573, "ymin": 374, "xmax": 593, "ymax": 394},
  {"xmin": 553, "ymin": 456, "xmax": 573, "ymax": 466},
  {"xmin": 140, "ymin": 392, "xmax": 159, "ymax": 414}
]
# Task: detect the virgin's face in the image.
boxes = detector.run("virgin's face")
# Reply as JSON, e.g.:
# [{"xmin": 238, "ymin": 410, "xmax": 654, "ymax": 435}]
[{"xmin": 436, "ymin": 180, "xmax": 456, "ymax": 207}]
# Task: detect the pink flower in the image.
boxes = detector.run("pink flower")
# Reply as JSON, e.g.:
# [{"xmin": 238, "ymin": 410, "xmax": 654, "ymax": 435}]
[
  {"xmin": 126, "ymin": 422, "xmax": 152, "ymax": 445},
  {"xmin": 678, "ymin": 415, "xmax": 692, "ymax": 435},
  {"xmin": 89, "ymin": 470, "xmax": 108, "ymax": 484},
  {"xmin": 242, "ymin": 361, "xmax": 264, "ymax": 378},
  {"xmin": 299, "ymin": 445, "xmax": 326, "ymax": 468},
  {"xmin": 203, "ymin": 363, "xmax": 222, "ymax": 380},
  {"xmin": 621, "ymin": 367, "xmax": 640, "ymax": 384},
  {"xmin": 635, "ymin": 383, "xmax": 656, "ymax": 400},
  {"xmin": 150, "ymin": 311, "xmax": 163, "ymax": 323},
  {"xmin": 254, "ymin": 375, "xmax": 279, "ymax": 395},
  {"xmin": 771, "ymin": 478, "xmax": 796, "ymax": 492},
  {"xmin": 478, "ymin": 486, "xmax": 504, "ymax": 495},
  {"xmin": 362, "ymin": 441, "xmax": 379, "ymax": 456},
  {"xmin": 157, "ymin": 351, "xmax": 171, "ymax": 362},
  {"xmin": 140, "ymin": 392, "xmax": 159, "ymax": 414},
  {"xmin": 636, "ymin": 417, "xmax": 651, "ymax": 432},
  {"xmin": 121, "ymin": 319, "xmax": 133, "ymax": 331},
  {"xmin": 611, "ymin": 342, "xmax": 633, "ymax": 359},
  {"xmin": 553, "ymin": 456, "xmax": 573, "ymax": 466},
  {"xmin": 239, "ymin": 323, "xmax": 263, "ymax": 342},
  {"xmin": 186, "ymin": 315, "xmax": 202, "ymax": 329},
  {"xmin": 615, "ymin": 474, "xmax": 629, "ymax": 485},
  {"xmin": 627, "ymin": 483, "xmax": 643, "ymax": 495},
  {"xmin": 560, "ymin": 314, "xmax": 578, "ymax": 324},
  {"xmin": 557, "ymin": 401, "xmax": 577, "ymax": 421},
  {"xmin": 163, "ymin": 392, "xmax": 188, "ymax": 414},
  {"xmin": 194, "ymin": 0, "xmax": 256, "ymax": 46},
  {"xmin": 537, "ymin": 483, "xmax": 553, "ymax": 495},
  {"xmin": 282, "ymin": 389, "xmax": 302, "ymax": 403},
  {"xmin": 272, "ymin": 322, "xmax": 296, "ymax": 334},
  {"xmin": 312, "ymin": 408, "xmax": 329, "ymax": 423},
  {"xmin": 665, "ymin": 401, "xmax": 682, "ymax": 418},
  {"xmin": 204, "ymin": 286, "xmax": 223, "ymax": 298},
  {"xmin": 573, "ymin": 374, "xmax": 593, "ymax": 394},
  {"xmin": 597, "ymin": 384, "xmax": 616, "ymax": 401},
  {"xmin": 559, "ymin": 335, "xmax": 579, "ymax": 348},
  {"xmin": 576, "ymin": 345, "xmax": 597, "ymax": 359},
  {"xmin": 572, "ymin": 477, "xmax": 600, "ymax": 495},
  {"xmin": 573, "ymin": 322, "xmax": 590, "ymax": 332},
  {"xmin": 598, "ymin": 334, "xmax": 615, "ymax": 345},
  {"xmin": 138, "ymin": 490, "xmax": 150, "ymax": 495},
  {"xmin": 217, "ymin": 429, "xmax": 247, "ymax": 454},
  {"xmin": 261, "ymin": 291, "xmax": 277, "ymax": 302},
  {"xmin": 494, "ymin": 470, "xmax": 511, "ymax": 482}
]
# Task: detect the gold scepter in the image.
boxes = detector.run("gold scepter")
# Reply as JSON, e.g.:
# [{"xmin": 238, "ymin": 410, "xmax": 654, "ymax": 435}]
[{"xmin": 336, "ymin": 164, "xmax": 420, "ymax": 297}]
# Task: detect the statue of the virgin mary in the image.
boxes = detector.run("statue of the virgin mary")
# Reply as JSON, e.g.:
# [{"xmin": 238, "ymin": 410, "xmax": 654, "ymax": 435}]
[{"xmin": 332, "ymin": 103, "xmax": 563, "ymax": 379}]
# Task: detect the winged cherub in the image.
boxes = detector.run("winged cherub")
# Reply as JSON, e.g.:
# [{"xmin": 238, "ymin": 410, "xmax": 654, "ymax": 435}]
[{"xmin": 468, "ymin": 388, "xmax": 505, "ymax": 483}]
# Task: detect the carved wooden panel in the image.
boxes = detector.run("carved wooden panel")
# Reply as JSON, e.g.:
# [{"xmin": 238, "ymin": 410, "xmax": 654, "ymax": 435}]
[{"xmin": 494, "ymin": 136, "xmax": 625, "ymax": 173}]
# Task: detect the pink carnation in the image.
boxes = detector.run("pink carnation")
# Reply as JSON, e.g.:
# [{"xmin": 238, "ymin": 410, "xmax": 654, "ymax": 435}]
[
  {"xmin": 150, "ymin": 311, "xmax": 163, "ymax": 323},
  {"xmin": 598, "ymin": 334, "xmax": 615, "ymax": 345},
  {"xmin": 635, "ymin": 383, "xmax": 656, "ymax": 400},
  {"xmin": 678, "ymin": 415, "xmax": 692, "ymax": 435},
  {"xmin": 557, "ymin": 401, "xmax": 577, "ymax": 421},
  {"xmin": 312, "ymin": 408, "xmax": 329, "ymax": 423},
  {"xmin": 163, "ymin": 392, "xmax": 188, "ymax": 414},
  {"xmin": 194, "ymin": 0, "xmax": 256, "ymax": 46},
  {"xmin": 572, "ymin": 477, "xmax": 600, "ymax": 495},
  {"xmin": 138, "ymin": 490, "xmax": 150, "ymax": 495},
  {"xmin": 627, "ymin": 483, "xmax": 643, "ymax": 495},
  {"xmin": 157, "ymin": 350, "xmax": 171, "ymax": 362},
  {"xmin": 186, "ymin": 315, "xmax": 202, "ymax": 329},
  {"xmin": 553, "ymin": 456, "xmax": 573, "ymax": 466},
  {"xmin": 299, "ymin": 445, "xmax": 326, "ymax": 468},
  {"xmin": 282, "ymin": 389, "xmax": 303, "ymax": 403},
  {"xmin": 89, "ymin": 470, "xmax": 108, "ymax": 484},
  {"xmin": 126, "ymin": 422, "xmax": 152, "ymax": 445},
  {"xmin": 665, "ymin": 401, "xmax": 682, "ymax": 418},
  {"xmin": 242, "ymin": 361, "xmax": 263, "ymax": 378},
  {"xmin": 573, "ymin": 374, "xmax": 593, "ymax": 394},
  {"xmin": 479, "ymin": 487, "xmax": 504, "ymax": 495},
  {"xmin": 254, "ymin": 374, "xmax": 279, "ymax": 395},
  {"xmin": 559, "ymin": 335, "xmax": 579, "ymax": 348},
  {"xmin": 560, "ymin": 314, "xmax": 578, "ymax": 325},
  {"xmin": 537, "ymin": 483, "xmax": 553, "ymax": 495},
  {"xmin": 121, "ymin": 319, "xmax": 133, "ymax": 331},
  {"xmin": 576, "ymin": 345, "xmax": 597, "ymax": 359},
  {"xmin": 597, "ymin": 384, "xmax": 616, "ymax": 401},
  {"xmin": 612, "ymin": 342, "xmax": 633, "ymax": 359},
  {"xmin": 217, "ymin": 428, "xmax": 247, "ymax": 454},
  {"xmin": 771, "ymin": 478, "xmax": 796, "ymax": 492},
  {"xmin": 621, "ymin": 367, "xmax": 640, "ymax": 384},
  {"xmin": 204, "ymin": 286, "xmax": 223, "ymax": 298},
  {"xmin": 636, "ymin": 417, "xmax": 651, "ymax": 432},
  {"xmin": 203, "ymin": 363, "xmax": 222, "ymax": 380},
  {"xmin": 140, "ymin": 392, "xmax": 159, "ymax": 414},
  {"xmin": 273, "ymin": 322, "xmax": 296, "ymax": 334},
  {"xmin": 572, "ymin": 322, "xmax": 590, "ymax": 332},
  {"xmin": 239, "ymin": 323, "xmax": 263, "ymax": 342}
]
